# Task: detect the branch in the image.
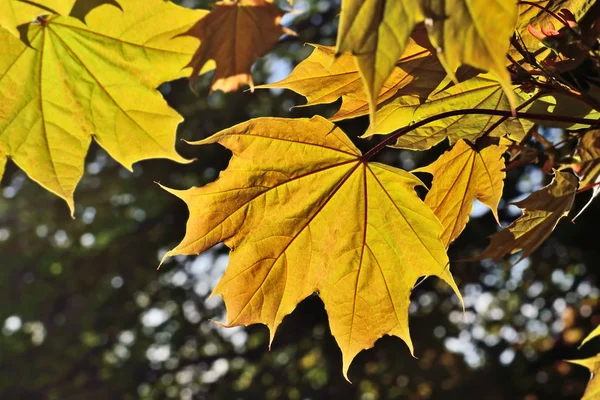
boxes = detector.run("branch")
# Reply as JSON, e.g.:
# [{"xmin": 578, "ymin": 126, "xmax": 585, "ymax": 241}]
[
  {"xmin": 477, "ymin": 91, "xmax": 546, "ymax": 144},
  {"xmin": 361, "ymin": 109, "xmax": 598, "ymax": 161}
]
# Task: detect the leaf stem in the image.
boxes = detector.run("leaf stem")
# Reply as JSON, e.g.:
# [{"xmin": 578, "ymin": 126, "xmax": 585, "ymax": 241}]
[
  {"xmin": 577, "ymin": 180, "xmax": 600, "ymax": 193},
  {"xmin": 361, "ymin": 110, "xmax": 598, "ymax": 161},
  {"xmin": 477, "ymin": 91, "xmax": 545, "ymax": 143}
]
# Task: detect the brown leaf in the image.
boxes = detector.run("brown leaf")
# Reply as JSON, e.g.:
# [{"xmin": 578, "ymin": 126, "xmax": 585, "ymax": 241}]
[
  {"xmin": 477, "ymin": 170, "xmax": 578, "ymax": 260},
  {"xmin": 183, "ymin": 0, "xmax": 295, "ymax": 93}
]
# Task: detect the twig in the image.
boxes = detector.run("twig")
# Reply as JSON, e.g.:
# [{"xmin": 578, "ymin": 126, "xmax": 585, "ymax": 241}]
[{"xmin": 362, "ymin": 109, "xmax": 599, "ymax": 161}]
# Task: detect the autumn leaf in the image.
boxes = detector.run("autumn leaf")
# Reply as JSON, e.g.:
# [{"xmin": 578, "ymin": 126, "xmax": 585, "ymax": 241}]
[
  {"xmin": 336, "ymin": 0, "xmax": 518, "ymax": 120},
  {"xmin": 0, "ymin": 0, "xmax": 73, "ymax": 37},
  {"xmin": 421, "ymin": 0, "xmax": 518, "ymax": 109},
  {"xmin": 336, "ymin": 0, "xmax": 421, "ymax": 121},
  {"xmin": 476, "ymin": 170, "xmax": 578, "ymax": 260},
  {"xmin": 581, "ymin": 325, "xmax": 600, "ymax": 347},
  {"xmin": 567, "ymin": 324, "xmax": 600, "ymax": 400},
  {"xmin": 0, "ymin": 0, "xmax": 207, "ymax": 213},
  {"xmin": 577, "ymin": 129, "xmax": 600, "ymax": 164},
  {"xmin": 163, "ymin": 116, "xmax": 462, "ymax": 379},
  {"xmin": 514, "ymin": 0, "xmax": 594, "ymax": 61},
  {"xmin": 570, "ymin": 355, "xmax": 600, "ymax": 400},
  {"xmin": 414, "ymin": 140, "xmax": 506, "ymax": 247},
  {"xmin": 0, "ymin": 147, "xmax": 5, "ymax": 180},
  {"xmin": 369, "ymin": 74, "xmax": 535, "ymax": 150},
  {"xmin": 571, "ymin": 130, "xmax": 600, "ymax": 219},
  {"xmin": 183, "ymin": 0, "xmax": 295, "ymax": 93},
  {"xmin": 258, "ymin": 40, "xmax": 445, "ymax": 121}
]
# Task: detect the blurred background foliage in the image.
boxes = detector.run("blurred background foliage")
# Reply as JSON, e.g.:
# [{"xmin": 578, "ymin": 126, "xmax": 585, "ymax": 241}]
[{"xmin": 2, "ymin": 0, "xmax": 600, "ymax": 399}]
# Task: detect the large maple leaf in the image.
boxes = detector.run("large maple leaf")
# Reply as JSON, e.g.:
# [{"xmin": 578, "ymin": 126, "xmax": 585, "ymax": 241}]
[
  {"xmin": 477, "ymin": 170, "xmax": 578, "ymax": 260},
  {"xmin": 183, "ymin": 0, "xmax": 295, "ymax": 93},
  {"xmin": 0, "ymin": 0, "xmax": 208, "ymax": 213},
  {"xmin": 0, "ymin": 0, "xmax": 73, "ymax": 37},
  {"xmin": 163, "ymin": 116, "xmax": 462, "ymax": 379},
  {"xmin": 414, "ymin": 140, "xmax": 506, "ymax": 247},
  {"xmin": 258, "ymin": 40, "xmax": 445, "ymax": 121}
]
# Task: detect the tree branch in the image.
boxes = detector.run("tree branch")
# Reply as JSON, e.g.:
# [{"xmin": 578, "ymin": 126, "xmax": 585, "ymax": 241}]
[{"xmin": 361, "ymin": 109, "xmax": 599, "ymax": 161}]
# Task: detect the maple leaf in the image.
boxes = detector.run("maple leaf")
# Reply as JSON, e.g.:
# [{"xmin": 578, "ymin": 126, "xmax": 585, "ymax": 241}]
[
  {"xmin": 414, "ymin": 140, "xmax": 506, "ymax": 247},
  {"xmin": 163, "ymin": 116, "xmax": 463, "ymax": 379},
  {"xmin": 421, "ymin": 0, "xmax": 518, "ymax": 109},
  {"xmin": 369, "ymin": 74, "xmax": 535, "ymax": 150},
  {"xmin": 571, "ymin": 129, "xmax": 600, "ymax": 219},
  {"xmin": 336, "ymin": 0, "xmax": 420, "ymax": 121},
  {"xmin": 0, "ymin": 0, "xmax": 207, "ymax": 213},
  {"xmin": 0, "ymin": 0, "xmax": 73, "ymax": 37},
  {"xmin": 570, "ymin": 355, "xmax": 600, "ymax": 400},
  {"xmin": 258, "ymin": 40, "xmax": 446, "ymax": 122},
  {"xmin": 336, "ymin": 0, "xmax": 518, "ymax": 120},
  {"xmin": 577, "ymin": 129, "xmax": 600, "ymax": 164},
  {"xmin": 183, "ymin": 0, "xmax": 295, "ymax": 93},
  {"xmin": 581, "ymin": 325, "xmax": 600, "ymax": 347},
  {"xmin": 567, "ymin": 325, "xmax": 600, "ymax": 400},
  {"xmin": 476, "ymin": 170, "xmax": 578, "ymax": 260},
  {"xmin": 0, "ymin": 147, "xmax": 5, "ymax": 180}
]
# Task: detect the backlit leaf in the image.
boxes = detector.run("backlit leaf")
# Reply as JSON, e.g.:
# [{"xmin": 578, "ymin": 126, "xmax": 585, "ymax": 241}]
[
  {"xmin": 514, "ymin": 0, "xmax": 595, "ymax": 60},
  {"xmin": 0, "ymin": 0, "xmax": 73, "ymax": 37},
  {"xmin": 0, "ymin": 0, "xmax": 207, "ymax": 213},
  {"xmin": 163, "ymin": 116, "xmax": 462, "ymax": 379},
  {"xmin": 336, "ymin": 0, "xmax": 519, "ymax": 119},
  {"xmin": 0, "ymin": 147, "xmax": 5, "ymax": 180},
  {"xmin": 477, "ymin": 170, "xmax": 578, "ymax": 260},
  {"xmin": 370, "ymin": 74, "xmax": 535, "ymax": 150},
  {"xmin": 577, "ymin": 129, "xmax": 600, "ymax": 163},
  {"xmin": 421, "ymin": 0, "xmax": 518, "ymax": 108},
  {"xmin": 571, "ymin": 130, "xmax": 600, "ymax": 219},
  {"xmin": 570, "ymin": 355, "xmax": 600, "ymax": 400},
  {"xmin": 183, "ymin": 0, "xmax": 295, "ymax": 93},
  {"xmin": 414, "ymin": 140, "xmax": 506, "ymax": 247},
  {"xmin": 336, "ymin": 0, "xmax": 420, "ymax": 121},
  {"xmin": 581, "ymin": 325, "xmax": 600, "ymax": 347},
  {"xmin": 258, "ymin": 41, "xmax": 445, "ymax": 121}
]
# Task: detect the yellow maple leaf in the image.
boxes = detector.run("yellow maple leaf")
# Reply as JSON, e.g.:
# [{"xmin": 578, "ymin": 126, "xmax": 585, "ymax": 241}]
[
  {"xmin": 570, "ymin": 355, "xmax": 600, "ymax": 400},
  {"xmin": 336, "ymin": 0, "xmax": 421, "ymax": 122},
  {"xmin": 0, "ymin": 0, "xmax": 208, "ymax": 214},
  {"xmin": 183, "ymin": 0, "xmax": 295, "ymax": 93},
  {"xmin": 258, "ymin": 40, "xmax": 445, "ymax": 121},
  {"xmin": 581, "ymin": 325, "xmax": 600, "ymax": 348},
  {"xmin": 0, "ymin": 0, "xmax": 73, "ymax": 37},
  {"xmin": 414, "ymin": 140, "xmax": 506, "ymax": 247},
  {"xmin": 421, "ymin": 0, "xmax": 518, "ymax": 109},
  {"xmin": 477, "ymin": 170, "xmax": 578, "ymax": 260},
  {"xmin": 163, "ymin": 116, "xmax": 462, "ymax": 380},
  {"xmin": 0, "ymin": 147, "xmax": 5, "ymax": 179},
  {"xmin": 370, "ymin": 73, "xmax": 535, "ymax": 150},
  {"xmin": 336, "ymin": 0, "xmax": 518, "ymax": 120},
  {"xmin": 568, "ymin": 324, "xmax": 600, "ymax": 399}
]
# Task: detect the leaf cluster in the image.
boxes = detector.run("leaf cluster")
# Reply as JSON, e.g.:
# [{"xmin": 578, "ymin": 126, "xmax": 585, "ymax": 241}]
[{"xmin": 3, "ymin": 0, "xmax": 600, "ymax": 390}]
